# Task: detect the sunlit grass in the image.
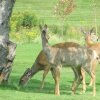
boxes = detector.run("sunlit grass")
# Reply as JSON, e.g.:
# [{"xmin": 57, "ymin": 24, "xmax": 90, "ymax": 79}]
[
  {"xmin": 1, "ymin": 0, "xmax": 100, "ymax": 100},
  {"xmin": 0, "ymin": 43, "xmax": 100, "ymax": 100}
]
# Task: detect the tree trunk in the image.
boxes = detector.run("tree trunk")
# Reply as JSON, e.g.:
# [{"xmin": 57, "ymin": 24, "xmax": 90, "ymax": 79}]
[{"xmin": 0, "ymin": 0, "xmax": 16, "ymax": 84}]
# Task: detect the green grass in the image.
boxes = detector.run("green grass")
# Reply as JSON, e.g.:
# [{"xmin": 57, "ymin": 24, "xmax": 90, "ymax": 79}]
[
  {"xmin": 1, "ymin": 0, "xmax": 100, "ymax": 100},
  {"xmin": 0, "ymin": 43, "xmax": 100, "ymax": 100}
]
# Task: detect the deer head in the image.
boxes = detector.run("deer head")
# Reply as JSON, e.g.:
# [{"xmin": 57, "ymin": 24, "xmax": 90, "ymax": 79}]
[
  {"xmin": 81, "ymin": 27, "xmax": 98, "ymax": 42},
  {"xmin": 81, "ymin": 27, "xmax": 95, "ymax": 34},
  {"xmin": 39, "ymin": 24, "xmax": 50, "ymax": 46},
  {"xmin": 19, "ymin": 68, "xmax": 32, "ymax": 86}
]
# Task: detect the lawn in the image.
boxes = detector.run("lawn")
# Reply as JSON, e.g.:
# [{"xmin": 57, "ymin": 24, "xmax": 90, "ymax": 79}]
[
  {"xmin": 0, "ymin": 0, "xmax": 100, "ymax": 100},
  {"xmin": 0, "ymin": 43, "xmax": 100, "ymax": 100}
]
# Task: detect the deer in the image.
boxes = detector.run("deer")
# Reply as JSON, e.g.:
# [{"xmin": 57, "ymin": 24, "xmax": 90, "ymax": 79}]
[
  {"xmin": 19, "ymin": 26, "xmax": 98, "ymax": 96},
  {"xmin": 19, "ymin": 42, "xmax": 80, "ymax": 88},
  {"xmin": 81, "ymin": 27, "xmax": 100, "ymax": 93},
  {"xmin": 40, "ymin": 24, "xmax": 99, "ymax": 96}
]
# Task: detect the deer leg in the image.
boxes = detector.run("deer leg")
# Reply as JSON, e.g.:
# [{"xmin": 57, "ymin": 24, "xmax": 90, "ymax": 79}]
[
  {"xmin": 91, "ymin": 60, "xmax": 97, "ymax": 96},
  {"xmin": 89, "ymin": 60, "xmax": 97, "ymax": 96},
  {"xmin": 51, "ymin": 66, "xmax": 60, "ymax": 96},
  {"xmin": 71, "ymin": 67, "xmax": 78, "ymax": 95},
  {"xmin": 40, "ymin": 66, "xmax": 50, "ymax": 89},
  {"xmin": 89, "ymin": 60, "xmax": 97, "ymax": 87},
  {"xmin": 91, "ymin": 72, "xmax": 96, "ymax": 96},
  {"xmin": 89, "ymin": 70, "xmax": 93, "ymax": 87},
  {"xmin": 75, "ymin": 67, "xmax": 83, "ymax": 92},
  {"xmin": 89, "ymin": 78, "xmax": 93, "ymax": 86},
  {"xmin": 83, "ymin": 64, "xmax": 96, "ymax": 96},
  {"xmin": 87, "ymin": 69, "xmax": 96, "ymax": 96},
  {"xmin": 81, "ymin": 68, "xmax": 86, "ymax": 93},
  {"xmin": 72, "ymin": 66, "xmax": 83, "ymax": 94}
]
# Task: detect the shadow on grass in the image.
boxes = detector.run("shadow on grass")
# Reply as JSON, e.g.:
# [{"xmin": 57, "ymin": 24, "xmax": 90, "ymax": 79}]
[
  {"xmin": 17, "ymin": 79, "xmax": 73, "ymax": 95},
  {"xmin": 0, "ymin": 75, "xmax": 99, "ymax": 95},
  {"xmin": 0, "ymin": 75, "xmax": 73, "ymax": 95}
]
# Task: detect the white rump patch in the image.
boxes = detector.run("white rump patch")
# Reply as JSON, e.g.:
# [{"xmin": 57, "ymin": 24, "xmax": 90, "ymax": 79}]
[{"xmin": 93, "ymin": 50, "xmax": 99, "ymax": 60}]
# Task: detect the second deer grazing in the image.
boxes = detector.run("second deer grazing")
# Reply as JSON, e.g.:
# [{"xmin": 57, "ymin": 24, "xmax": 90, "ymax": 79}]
[
  {"xmin": 40, "ymin": 24, "xmax": 99, "ymax": 96},
  {"xmin": 81, "ymin": 27, "xmax": 100, "ymax": 92}
]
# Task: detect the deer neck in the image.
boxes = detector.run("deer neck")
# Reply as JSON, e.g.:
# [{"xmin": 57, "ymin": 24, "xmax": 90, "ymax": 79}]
[
  {"xmin": 30, "ymin": 63, "xmax": 39, "ymax": 77},
  {"xmin": 41, "ymin": 36, "xmax": 54, "ymax": 63},
  {"xmin": 42, "ymin": 41, "xmax": 50, "ymax": 55},
  {"xmin": 85, "ymin": 38, "xmax": 93, "ymax": 47},
  {"xmin": 42, "ymin": 38, "xmax": 48, "ymax": 47},
  {"xmin": 41, "ymin": 32, "xmax": 49, "ymax": 50}
]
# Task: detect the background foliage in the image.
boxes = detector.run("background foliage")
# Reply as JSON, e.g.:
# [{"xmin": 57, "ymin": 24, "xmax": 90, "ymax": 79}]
[{"xmin": 10, "ymin": 0, "xmax": 100, "ymax": 44}]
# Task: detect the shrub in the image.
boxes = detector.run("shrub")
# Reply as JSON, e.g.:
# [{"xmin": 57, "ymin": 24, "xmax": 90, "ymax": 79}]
[
  {"xmin": 18, "ymin": 13, "xmax": 38, "ymax": 28},
  {"xmin": 10, "ymin": 12, "xmax": 23, "ymax": 32},
  {"xmin": 50, "ymin": 23, "xmax": 69, "ymax": 37},
  {"xmin": 10, "ymin": 12, "xmax": 38, "ymax": 31},
  {"xmin": 25, "ymin": 31, "xmax": 38, "ymax": 43},
  {"xmin": 9, "ymin": 28, "xmax": 39, "ymax": 43}
]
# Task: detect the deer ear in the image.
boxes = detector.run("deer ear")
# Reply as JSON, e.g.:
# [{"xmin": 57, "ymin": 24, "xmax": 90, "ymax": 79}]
[
  {"xmin": 90, "ymin": 27, "xmax": 95, "ymax": 34},
  {"xmin": 39, "ymin": 25, "xmax": 42, "ymax": 30},
  {"xmin": 80, "ymin": 27, "xmax": 86, "ymax": 35},
  {"xmin": 44, "ymin": 24, "xmax": 47, "ymax": 29}
]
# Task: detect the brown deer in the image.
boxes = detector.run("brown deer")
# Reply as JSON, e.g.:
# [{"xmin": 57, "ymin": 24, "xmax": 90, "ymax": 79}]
[
  {"xmin": 19, "ymin": 42, "xmax": 80, "ymax": 88},
  {"xmin": 81, "ymin": 28, "xmax": 100, "ymax": 92},
  {"xmin": 40, "ymin": 24, "xmax": 98, "ymax": 96},
  {"xmin": 19, "ymin": 26, "xmax": 98, "ymax": 96}
]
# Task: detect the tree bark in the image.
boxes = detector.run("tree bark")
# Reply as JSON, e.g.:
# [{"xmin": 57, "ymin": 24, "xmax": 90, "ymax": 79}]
[{"xmin": 0, "ymin": 0, "xmax": 16, "ymax": 84}]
